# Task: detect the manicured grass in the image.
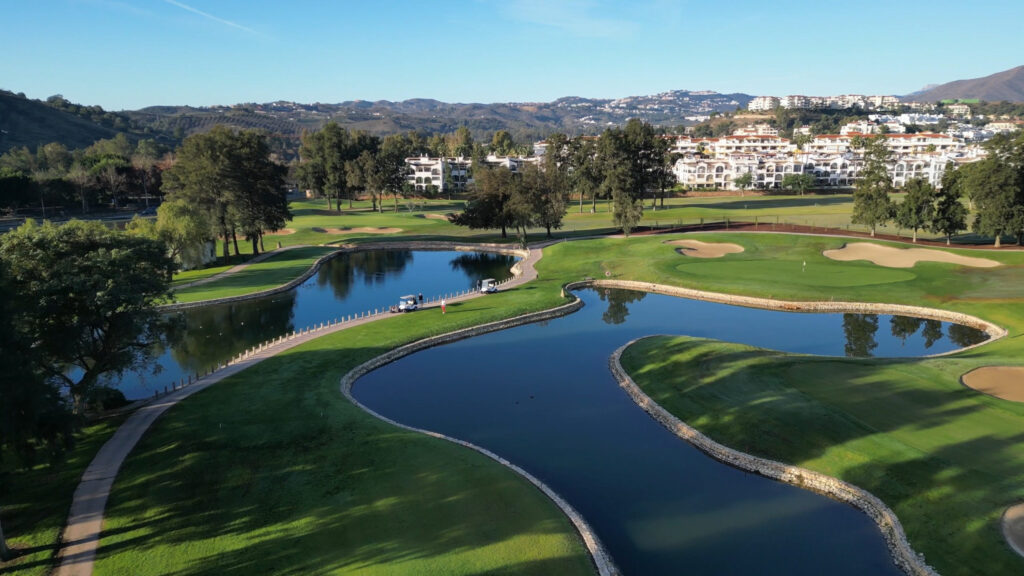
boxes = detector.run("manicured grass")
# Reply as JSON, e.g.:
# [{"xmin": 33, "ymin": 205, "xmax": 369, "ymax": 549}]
[
  {"xmin": 171, "ymin": 246, "xmax": 339, "ymax": 303},
  {"xmin": 96, "ymin": 277, "xmax": 595, "ymax": 576},
  {"xmin": 0, "ymin": 416, "xmax": 126, "ymax": 576}
]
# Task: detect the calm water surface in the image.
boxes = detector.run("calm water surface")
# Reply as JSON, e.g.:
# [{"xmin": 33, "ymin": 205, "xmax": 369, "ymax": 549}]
[
  {"xmin": 106, "ymin": 250, "xmax": 516, "ymax": 399},
  {"xmin": 353, "ymin": 288, "xmax": 985, "ymax": 575}
]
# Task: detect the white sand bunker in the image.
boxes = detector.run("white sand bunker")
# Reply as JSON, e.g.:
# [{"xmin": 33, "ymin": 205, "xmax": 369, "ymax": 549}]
[
  {"xmin": 823, "ymin": 243, "xmax": 1000, "ymax": 269},
  {"xmin": 1004, "ymin": 503, "xmax": 1024, "ymax": 558},
  {"xmin": 312, "ymin": 227, "xmax": 402, "ymax": 234},
  {"xmin": 265, "ymin": 228, "xmax": 295, "ymax": 236},
  {"xmin": 961, "ymin": 367, "xmax": 1024, "ymax": 402},
  {"xmin": 668, "ymin": 239, "xmax": 745, "ymax": 258},
  {"xmin": 424, "ymin": 213, "xmax": 450, "ymax": 220}
]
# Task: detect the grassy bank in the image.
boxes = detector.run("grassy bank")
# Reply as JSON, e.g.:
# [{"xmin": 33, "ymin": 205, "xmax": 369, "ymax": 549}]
[
  {"xmin": 96, "ymin": 274, "xmax": 596, "ymax": 575},
  {"xmin": 0, "ymin": 417, "xmax": 126, "ymax": 576},
  {"xmin": 170, "ymin": 246, "xmax": 338, "ymax": 303}
]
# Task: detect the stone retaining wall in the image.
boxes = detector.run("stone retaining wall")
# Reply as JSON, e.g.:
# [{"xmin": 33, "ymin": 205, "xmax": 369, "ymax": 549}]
[
  {"xmin": 162, "ymin": 242, "xmax": 528, "ymax": 311},
  {"xmin": 339, "ymin": 295, "xmax": 620, "ymax": 576},
  {"xmin": 570, "ymin": 279, "xmax": 1006, "ymax": 353},
  {"xmin": 609, "ymin": 340, "xmax": 938, "ymax": 576}
]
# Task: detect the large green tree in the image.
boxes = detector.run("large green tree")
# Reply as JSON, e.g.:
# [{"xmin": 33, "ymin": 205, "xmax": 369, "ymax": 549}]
[
  {"xmin": 852, "ymin": 136, "xmax": 894, "ymax": 236},
  {"xmin": 162, "ymin": 126, "xmax": 291, "ymax": 260},
  {"xmin": 0, "ymin": 220, "xmax": 173, "ymax": 412},
  {"xmin": 895, "ymin": 177, "xmax": 936, "ymax": 242},
  {"xmin": 931, "ymin": 164, "xmax": 969, "ymax": 245},
  {"xmin": 962, "ymin": 134, "xmax": 1024, "ymax": 246},
  {"xmin": 782, "ymin": 172, "xmax": 814, "ymax": 196},
  {"xmin": 450, "ymin": 163, "xmax": 514, "ymax": 238}
]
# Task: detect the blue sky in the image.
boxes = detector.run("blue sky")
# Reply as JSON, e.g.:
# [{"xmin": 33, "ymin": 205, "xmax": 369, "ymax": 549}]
[{"xmin": 3, "ymin": 0, "xmax": 1022, "ymax": 110}]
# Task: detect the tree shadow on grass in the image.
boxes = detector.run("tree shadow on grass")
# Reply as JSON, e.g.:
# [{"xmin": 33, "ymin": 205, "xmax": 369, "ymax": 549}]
[{"xmin": 93, "ymin": 345, "xmax": 593, "ymax": 576}]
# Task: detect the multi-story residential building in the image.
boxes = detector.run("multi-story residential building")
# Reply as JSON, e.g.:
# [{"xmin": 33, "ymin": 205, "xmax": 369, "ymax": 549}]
[
  {"xmin": 986, "ymin": 120, "xmax": 1024, "ymax": 133},
  {"xmin": 947, "ymin": 104, "xmax": 972, "ymax": 117},
  {"xmin": 806, "ymin": 133, "xmax": 958, "ymax": 155},
  {"xmin": 406, "ymin": 156, "xmax": 471, "ymax": 194},
  {"xmin": 748, "ymin": 96, "xmax": 780, "ymax": 111},
  {"xmin": 781, "ymin": 95, "xmax": 810, "ymax": 109}
]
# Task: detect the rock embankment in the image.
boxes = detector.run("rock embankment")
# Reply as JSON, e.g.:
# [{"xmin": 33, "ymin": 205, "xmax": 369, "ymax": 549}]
[
  {"xmin": 570, "ymin": 279, "xmax": 1005, "ymax": 354},
  {"xmin": 340, "ymin": 295, "xmax": 620, "ymax": 576},
  {"xmin": 609, "ymin": 340, "xmax": 938, "ymax": 576}
]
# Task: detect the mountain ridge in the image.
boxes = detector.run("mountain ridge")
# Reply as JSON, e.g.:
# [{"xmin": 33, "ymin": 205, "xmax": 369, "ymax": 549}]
[{"xmin": 903, "ymin": 65, "xmax": 1024, "ymax": 102}]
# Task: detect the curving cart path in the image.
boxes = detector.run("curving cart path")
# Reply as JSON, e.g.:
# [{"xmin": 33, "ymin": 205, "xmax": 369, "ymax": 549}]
[{"xmin": 54, "ymin": 244, "xmax": 545, "ymax": 576}]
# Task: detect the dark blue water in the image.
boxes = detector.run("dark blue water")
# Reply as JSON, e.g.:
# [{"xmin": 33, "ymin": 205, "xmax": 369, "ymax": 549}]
[
  {"xmin": 353, "ymin": 288, "xmax": 984, "ymax": 575},
  {"xmin": 103, "ymin": 250, "xmax": 516, "ymax": 399}
]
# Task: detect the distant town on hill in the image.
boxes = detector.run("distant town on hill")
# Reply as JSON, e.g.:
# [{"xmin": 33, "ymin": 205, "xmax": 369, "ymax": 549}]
[{"xmin": 1, "ymin": 65, "xmax": 1022, "ymax": 156}]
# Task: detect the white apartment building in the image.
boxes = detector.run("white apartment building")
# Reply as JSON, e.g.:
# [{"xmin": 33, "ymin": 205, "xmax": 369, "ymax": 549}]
[
  {"xmin": 947, "ymin": 104, "xmax": 972, "ymax": 117},
  {"xmin": 406, "ymin": 156, "xmax": 471, "ymax": 193},
  {"xmin": 806, "ymin": 133, "xmax": 959, "ymax": 155},
  {"xmin": 748, "ymin": 96, "xmax": 780, "ymax": 111}
]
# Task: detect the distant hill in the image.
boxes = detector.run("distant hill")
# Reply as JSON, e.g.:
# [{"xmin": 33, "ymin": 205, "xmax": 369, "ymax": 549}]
[
  {"xmin": 904, "ymin": 65, "xmax": 1024, "ymax": 103},
  {"xmin": 2, "ymin": 88, "xmax": 753, "ymax": 154},
  {"xmin": 0, "ymin": 90, "xmax": 121, "ymax": 152}
]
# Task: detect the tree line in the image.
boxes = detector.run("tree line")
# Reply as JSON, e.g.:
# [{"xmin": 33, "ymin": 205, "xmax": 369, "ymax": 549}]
[{"xmin": 851, "ymin": 133, "xmax": 1024, "ymax": 245}]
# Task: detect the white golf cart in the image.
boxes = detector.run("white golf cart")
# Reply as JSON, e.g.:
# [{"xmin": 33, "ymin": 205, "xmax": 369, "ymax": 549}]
[
  {"xmin": 479, "ymin": 278, "xmax": 498, "ymax": 294},
  {"xmin": 397, "ymin": 294, "xmax": 418, "ymax": 312}
]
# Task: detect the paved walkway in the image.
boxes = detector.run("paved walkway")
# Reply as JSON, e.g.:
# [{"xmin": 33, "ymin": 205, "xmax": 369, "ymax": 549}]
[
  {"xmin": 172, "ymin": 245, "xmax": 309, "ymax": 291},
  {"xmin": 54, "ymin": 244, "xmax": 544, "ymax": 576}
]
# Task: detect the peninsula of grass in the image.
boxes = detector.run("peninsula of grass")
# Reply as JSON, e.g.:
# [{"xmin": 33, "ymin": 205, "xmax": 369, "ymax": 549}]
[
  {"xmin": 170, "ymin": 245, "xmax": 338, "ymax": 303},
  {"xmin": 96, "ymin": 276, "xmax": 596, "ymax": 576}
]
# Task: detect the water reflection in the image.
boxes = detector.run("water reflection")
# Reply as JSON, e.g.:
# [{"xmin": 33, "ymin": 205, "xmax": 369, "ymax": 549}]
[
  {"xmin": 449, "ymin": 252, "xmax": 521, "ymax": 289},
  {"xmin": 315, "ymin": 250, "xmax": 414, "ymax": 300},
  {"xmin": 599, "ymin": 288, "xmax": 647, "ymax": 325},
  {"xmin": 843, "ymin": 313, "xmax": 879, "ymax": 357}
]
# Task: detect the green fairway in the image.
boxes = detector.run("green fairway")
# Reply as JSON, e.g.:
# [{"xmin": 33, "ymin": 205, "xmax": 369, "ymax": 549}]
[{"xmin": 96, "ymin": 274, "xmax": 595, "ymax": 576}]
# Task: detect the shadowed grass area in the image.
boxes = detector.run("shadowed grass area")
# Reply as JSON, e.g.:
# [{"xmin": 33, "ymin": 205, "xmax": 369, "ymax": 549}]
[
  {"xmin": 0, "ymin": 416, "xmax": 126, "ymax": 576},
  {"xmin": 96, "ymin": 278, "xmax": 595, "ymax": 576}
]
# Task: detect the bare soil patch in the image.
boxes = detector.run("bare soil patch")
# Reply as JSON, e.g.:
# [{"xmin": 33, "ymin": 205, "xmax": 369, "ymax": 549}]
[
  {"xmin": 961, "ymin": 366, "xmax": 1024, "ymax": 402},
  {"xmin": 311, "ymin": 227, "xmax": 402, "ymax": 234},
  {"xmin": 823, "ymin": 242, "xmax": 1001, "ymax": 268},
  {"xmin": 667, "ymin": 239, "xmax": 745, "ymax": 258},
  {"xmin": 265, "ymin": 228, "xmax": 296, "ymax": 236}
]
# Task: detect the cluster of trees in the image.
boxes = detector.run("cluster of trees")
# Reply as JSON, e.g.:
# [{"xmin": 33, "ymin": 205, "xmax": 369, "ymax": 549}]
[
  {"xmin": 0, "ymin": 220, "xmax": 174, "ymax": 558},
  {"xmin": 143, "ymin": 126, "xmax": 291, "ymax": 264},
  {"xmin": 852, "ymin": 133, "xmax": 1024, "ymax": 246},
  {"xmin": 0, "ymin": 134, "xmax": 169, "ymax": 215},
  {"xmin": 451, "ymin": 120, "xmax": 675, "ymax": 239}
]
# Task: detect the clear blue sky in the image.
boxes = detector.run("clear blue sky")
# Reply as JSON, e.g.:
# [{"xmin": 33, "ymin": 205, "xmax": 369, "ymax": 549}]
[{"xmin": 3, "ymin": 0, "xmax": 1022, "ymax": 110}]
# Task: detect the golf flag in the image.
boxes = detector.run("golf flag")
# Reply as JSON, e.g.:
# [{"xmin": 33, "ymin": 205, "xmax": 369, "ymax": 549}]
[{"xmin": 441, "ymin": 299, "xmax": 446, "ymax": 314}]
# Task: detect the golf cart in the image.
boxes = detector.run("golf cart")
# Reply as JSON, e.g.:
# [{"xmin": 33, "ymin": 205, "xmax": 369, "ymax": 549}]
[
  {"xmin": 397, "ymin": 294, "xmax": 418, "ymax": 312},
  {"xmin": 479, "ymin": 278, "xmax": 498, "ymax": 294}
]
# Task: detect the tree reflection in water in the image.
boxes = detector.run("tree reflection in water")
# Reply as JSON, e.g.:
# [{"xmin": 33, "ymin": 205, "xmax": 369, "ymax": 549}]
[
  {"xmin": 316, "ymin": 250, "xmax": 414, "ymax": 300},
  {"xmin": 599, "ymin": 289, "xmax": 647, "ymax": 325},
  {"xmin": 449, "ymin": 253, "xmax": 517, "ymax": 289},
  {"xmin": 843, "ymin": 313, "xmax": 879, "ymax": 357},
  {"xmin": 165, "ymin": 291, "xmax": 297, "ymax": 374},
  {"xmin": 922, "ymin": 319, "xmax": 944, "ymax": 349},
  {"xmin": 890, "ymin": 316, "xmax": 923, "ymax": 345}
]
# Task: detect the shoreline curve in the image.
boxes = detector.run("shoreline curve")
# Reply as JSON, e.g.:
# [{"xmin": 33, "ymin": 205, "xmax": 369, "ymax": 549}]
[{"xmin": 609, "ymin": 337, "xmax": 937, "ymax": 576}]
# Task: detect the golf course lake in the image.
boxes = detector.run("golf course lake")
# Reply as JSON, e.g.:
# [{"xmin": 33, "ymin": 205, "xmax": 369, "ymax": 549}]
[
  {"xmin": 106, "ymin": 250, "xmax": 518, "ymax": 399},
  {"xmin": 352, "ymin": 286, "xmax": 988, "ymax": 575}
]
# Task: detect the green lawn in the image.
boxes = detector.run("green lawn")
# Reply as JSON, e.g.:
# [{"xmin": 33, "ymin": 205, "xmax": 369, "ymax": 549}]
[
  {"xmin": 96, "ymin": 276, "xmax": 595, "ymax": 576},
  {"xmin": 171, "ymin": 246, "xmax": 339, "ymax": 303},
  {"xmin": 0, "ymin": 417, "xmax": 126, "ymax": 576}
]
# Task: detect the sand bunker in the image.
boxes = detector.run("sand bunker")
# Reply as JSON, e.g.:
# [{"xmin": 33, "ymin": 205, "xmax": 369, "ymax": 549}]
[
  {"xmin": 265, "ymin": 228, "xmax": 296, "ymax": 236},
  {"xmin": 668, "ymin": 239, "xmax": 745, "ymax": 258},
  {"xmin": 424, "ymin": 213, "xmax": 450, "ymax": 220},
  {"xmin": 1004, "ymin": 503, "xmax": 1024, "ymax": 558},
  {"xmin": 961, "ymin": 366, "xmax": 1024, "ymax": 402},
  {"xmin": 311, "ymin": 227, "xmax": 402, "ymax": 234},
  {"xmin": 823, "ymin": 243, "xmax": 1000, "ymax": 269}
]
